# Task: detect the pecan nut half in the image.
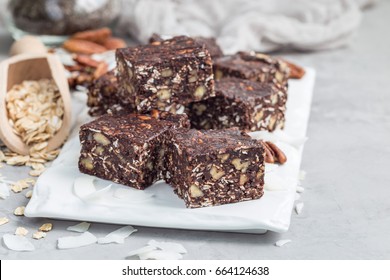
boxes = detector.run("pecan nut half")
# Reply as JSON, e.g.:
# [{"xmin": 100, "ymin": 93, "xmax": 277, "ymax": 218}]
[
  {"xmin": 262, "ymin": 141, "xmax": 287, "ymax": 164},
  {"xmin": 283, "ymin": 59, "xmax": 305, "ymax": 79}
]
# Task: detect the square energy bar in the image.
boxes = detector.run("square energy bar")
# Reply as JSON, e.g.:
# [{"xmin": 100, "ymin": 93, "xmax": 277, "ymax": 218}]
[
  {"xmin": 116, "ymin": 36, "xmax": 215, "ymax": 112},
  {"xmin": 214, "ymin": 51, "xmax": 290, "ymax": 86},
  {"xmin": 188, "ymin": 77, "xmax": 287, "ymax": 131},
  {"xmin": 79, "ymin": 111, "xmax": 189, "ymax": 189},
  {"xmin": 165, "ymin": 128, "xmax": 265, "ymax": 208}
]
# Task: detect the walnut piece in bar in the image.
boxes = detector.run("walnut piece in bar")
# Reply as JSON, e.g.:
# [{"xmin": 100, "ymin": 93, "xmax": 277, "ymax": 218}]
[
  {"xmin": 188, "ymin": 77, "xmax": 287, "ymax": 131},
  {"xmin": 79, "ymin": 111, "xmax": 189, "ymax": 190},
  {"xmin": 116, "ymin": 36, "xmax": 215, "ymax": 113},
  {"xmin": 165, "ymin": 128, "xmax": 265, "ymax": 208},
  {"xmin": 214, "ymin": 51, "xmax": 290, "ymax": 86}
]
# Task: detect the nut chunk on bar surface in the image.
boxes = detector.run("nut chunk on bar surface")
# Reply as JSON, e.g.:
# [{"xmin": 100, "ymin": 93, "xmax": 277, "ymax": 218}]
[
  {"xmin": 165, "ymin": 129, "xmax": 265, "ymax": 208},
  {"xmin": 214, "ymin": 51, "xmax": 290, "ymax": 86},
  {"xmin": 79, "ymin": 112, "xmax": 189, "ymax": 190},
  {"xmin": 116, "ymin": 36, "xmax": 215, "ymax": 112},
  {"xmin": 189, "ymin": 78, "xmax": 287, "ymax": 131}
]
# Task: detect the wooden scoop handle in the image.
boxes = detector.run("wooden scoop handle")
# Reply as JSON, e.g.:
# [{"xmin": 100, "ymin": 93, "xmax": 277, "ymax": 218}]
[{"xmin": 9, "ymin": 36, "xmax": 47, "ymax": 56}]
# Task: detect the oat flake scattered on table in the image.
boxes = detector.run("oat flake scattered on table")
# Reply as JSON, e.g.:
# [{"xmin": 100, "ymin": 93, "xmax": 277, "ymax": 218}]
[
  {"xmin": 39, "ymin": 223, "xmax": 53, "ymax": 232},
  {"xmin": 25, "ymin": 190, "xmax": 33, "ymax": 198},
  {"xmin": 15, "ymin": 227, "xmax": 29, "ymax": 236},
  {"xmin": 10, "ymin": 178, "xmax": 35, "ymax": 193},
  {"xmin": 0, "ymin": 217, "xmax": 9, "ymax": 226},
  {"xmin": 14, "ymin": 206, "xmax": 25, "ymax": 216},
  {"xmin": 32, "ymin": 231, "xmax": 47, "ymax": 240}
]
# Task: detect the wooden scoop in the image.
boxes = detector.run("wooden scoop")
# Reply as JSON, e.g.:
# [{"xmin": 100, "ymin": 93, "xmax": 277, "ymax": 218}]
[{"xmin": 0, "ymin": 36, "xmax": 72, "ymax": 155}]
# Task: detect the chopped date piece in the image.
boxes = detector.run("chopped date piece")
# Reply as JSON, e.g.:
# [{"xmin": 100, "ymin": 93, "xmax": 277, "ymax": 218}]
[
  {"xmin": 79, "ymin": 112, "xmax": 189, "ymax": 190},
  {"xmin": 116, "ymin": 36, "xmax": 215, "ymax": 112},
  {"xmin": 149, "ymin": 33, "xmax": 224, "ymax": 59},
  {"xmin": 188, "ymin": 77, "xmax": 287, "ymax": 131},
  {"xmin": 214, "ymin": 51, "xmax": 290, "ymax": 86},
  {"xmin": 164, "ymin": 128, "xmax": 265, "ymax": 208}
]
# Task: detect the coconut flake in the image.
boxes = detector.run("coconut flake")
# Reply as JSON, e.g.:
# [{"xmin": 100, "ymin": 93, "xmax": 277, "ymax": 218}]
[
  {"xmin": 0, "ymin": 217, "xmax": 9, "ymax": 226},
  {"xmin": 127, "ymin": 245, "xmax": 157, "ymax": 258},
  {"xmin": 32, "ymin": 231, "xmax": 46, "ymax": 240},
  {"xmin": 15, "ymin": 227, "xmax": 29, "ymax": 236},
  {"xmin": 3, "ymin": 234, "xmax": 35, "ymax": 251},
  {"xmin": 275, "ymin": 239, "xmax": 292, "ymax": 247},
  {"xmin": 138, "ymin": 250, "xmax": 183, "ymax": 260},
  {"xmin": 296, "ymin": 186, "xmax": 305, "ymax": 193},
  {"xmin": 128, "ymin": 240, "xmax": 187, "ymax": 260},
  {"xmin": 97, "ymin": 225, "xmax": 137, "ymax": 244},
  {"xmin": 83, "ymin": 184, "xmax": 112, "ymax": 200},
  {"xmin": 57, "ymin": 231, "xmax": 97, "ymax": 249},
  {"xmin": 295, "ymin": 202, "xmax": 304, "ymax": 215},
  {"xmin": 73, "ymin": 176, "xmax": 111, "ymax": 200},
  {"xmin": 113, "ymin": 187, "xmax": 154, "ymax": 202},
  {"xmin": 0, "ymin": 182, "xmax": 10, "ymax": 199},
  {"xmin": 299, "ymin": 170, "xmax": 306, "ymax": 181},
  {"xmin": 67, "ymin": 222, "xmax": 91, "ymax": 233},
  {"xmin": 147, "ymin": 240, "xmax": 187, "ymax": 254},
  {"xmin": 73, "ymin": 176, "xmax": 97, "ymax": 198}
]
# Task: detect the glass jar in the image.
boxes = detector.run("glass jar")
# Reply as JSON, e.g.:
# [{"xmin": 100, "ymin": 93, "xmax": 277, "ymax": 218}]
[{"xmin": 2, "ymin": 0, "xmax": 121, "ymax": 45}]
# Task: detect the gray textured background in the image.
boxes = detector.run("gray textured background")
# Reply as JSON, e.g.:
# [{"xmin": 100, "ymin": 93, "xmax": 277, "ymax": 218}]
[{"xmin": 0, "ymin": 1, "xmax": 389, "ymax": 260}]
